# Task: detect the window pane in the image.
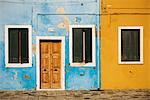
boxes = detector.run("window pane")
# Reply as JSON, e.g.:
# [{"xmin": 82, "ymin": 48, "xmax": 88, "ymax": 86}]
[
  {"xmin": 84, "ymin": 28, "xmax": 92, "ymax": 63},
  {"xmin": 121, "ymin": 29, "xmax": 140, "ymax": 61},
  {"xmin": 21, "ymin": 28, "xmax": 29, "ymax": 63},
  {"xmin": 73, "ymin": 28, "xmax": 83, "ymax": 62},
  {"xmin": 8, "ymin": 28, "xmax": 19, "ymax": 63}
]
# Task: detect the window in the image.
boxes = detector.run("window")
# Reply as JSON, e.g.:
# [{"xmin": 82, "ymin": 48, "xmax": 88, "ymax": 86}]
[
  {"xmin": 118, "ymin": 26, "xmax": 143, "ymax": 64},
  {"xmin": 69, "ymin": 25, "xmax": 96, "ymax": 66},
  {"xmin": 5, "ymin": 25, "xmax": 32, "ymax": 67}
]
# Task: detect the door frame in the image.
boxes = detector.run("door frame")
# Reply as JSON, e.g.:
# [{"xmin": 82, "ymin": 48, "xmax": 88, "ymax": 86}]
[{"xmin": 36, "ymin": 36, "xmax": 65, "ymax": 90}]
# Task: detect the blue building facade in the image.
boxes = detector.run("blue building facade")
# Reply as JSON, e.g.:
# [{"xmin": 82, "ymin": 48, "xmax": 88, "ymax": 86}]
[{"xmin": 0, "ymin": 0, "xmax": 100, "ymax": 90}]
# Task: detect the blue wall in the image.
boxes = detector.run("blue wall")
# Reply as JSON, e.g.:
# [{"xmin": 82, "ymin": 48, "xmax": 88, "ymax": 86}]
[{"xmin": 0, "ymin": 0, "xmax": 100, "ymax": 90}]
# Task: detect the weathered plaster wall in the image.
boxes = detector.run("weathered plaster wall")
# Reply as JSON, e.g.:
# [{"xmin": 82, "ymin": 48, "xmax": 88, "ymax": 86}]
[
  {"xmin": 101, "ymin": 0, "xmax": 150, "ymax": 89},
  {"xmin": 0, "ymin": 2, "xmax": 35, "ymax": 90},
  {"xmin": 0, "ymin": 0, "xmax": 100, "ymax": 90}
]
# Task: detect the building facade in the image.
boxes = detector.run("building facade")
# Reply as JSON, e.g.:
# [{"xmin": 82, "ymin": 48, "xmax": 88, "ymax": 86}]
[
  {"xmin": 101, "ymin": 0, "xmax": 150, "ymax": 89},
  {"xmin": 0, "ymin": 0, "xmax": 150, "ymax": 90},
  {"xmin": 0, "ymin": 0, "xmax": 100, "ymax": 90}
]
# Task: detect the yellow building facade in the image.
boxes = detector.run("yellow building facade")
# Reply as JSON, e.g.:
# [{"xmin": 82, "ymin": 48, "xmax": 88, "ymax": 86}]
[{"xmin": 101, "ymin": 0, "xmax": 150, "ymax": 89}]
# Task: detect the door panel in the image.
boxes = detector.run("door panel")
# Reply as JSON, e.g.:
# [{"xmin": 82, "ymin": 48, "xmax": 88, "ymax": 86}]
[{"xmin": 40, "ymin": 40, "xmax": 61, "ymax": 89}]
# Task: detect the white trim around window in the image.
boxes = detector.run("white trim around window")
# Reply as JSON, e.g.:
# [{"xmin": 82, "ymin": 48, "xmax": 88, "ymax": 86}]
[
  {"xmin": 5, "ymin": 25, "xmax": 32, "ymax": 67},
  {"xmin": 69, "ymin": 25, "xmax": 96, "ymax": 67},
  {"xmin": 118, "ymin": 26, "xmax": 143, "ymax": 64}
]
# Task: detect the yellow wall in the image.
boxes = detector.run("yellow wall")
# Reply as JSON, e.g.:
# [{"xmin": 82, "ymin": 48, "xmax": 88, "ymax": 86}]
[{"xmin": 101, "ymin": 0, "xmax": 150, "ymax": 89}]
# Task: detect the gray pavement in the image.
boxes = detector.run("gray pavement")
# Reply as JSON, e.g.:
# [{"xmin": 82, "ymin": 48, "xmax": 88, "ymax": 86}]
[{"xmin": 0, "ymin": 89, "xmax": 150, "ymax": 100}]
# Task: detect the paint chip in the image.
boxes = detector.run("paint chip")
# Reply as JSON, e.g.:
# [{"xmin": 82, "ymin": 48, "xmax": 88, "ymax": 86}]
[
  {"xmin": 56, "ymin": 7, "xmax": 65, "ymax": 14},
  {"xmin": 24, "ymin": 74, "xmax": 30, "ymax": 80},
  {"xmin": 57, "ymin": 16, "xmax": 70, "ymax": 31},
  {"xmin": 32, "ymin": 44, "xmax": 36, "ymax": 54},
  {"xmin": 13, "ymin": 71, "xmax": 17, "ymax": 80},
  {"xmin": 48, "ymin": 28, "xmax": 54, "ymax": 32}
]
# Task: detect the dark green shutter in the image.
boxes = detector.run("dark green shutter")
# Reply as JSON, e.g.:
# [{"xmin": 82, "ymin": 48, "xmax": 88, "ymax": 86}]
[
  {"xmin": 21, "ymin": 28, "xmax": 29, "ymax": 63},
  {"xmin": 8, "ymin": 28, "xmax": 19, "ymax": 63},
  {"xmin": 73, "ymin": 28, "xmax": 83, "ymax": 62},
  {"xmin": 84, "ymin": 28, "xmax": 92, "ymax": 63}
]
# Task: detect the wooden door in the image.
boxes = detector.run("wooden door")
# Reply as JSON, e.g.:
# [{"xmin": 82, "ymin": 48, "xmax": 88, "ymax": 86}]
[{"xmin": 40, "ymin": 40, "xmax": 61, "ymax": 89}]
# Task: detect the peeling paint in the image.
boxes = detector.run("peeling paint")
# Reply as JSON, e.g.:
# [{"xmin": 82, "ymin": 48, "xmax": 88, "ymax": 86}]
[
  {"xmin": 56, "ymin": 7, "xmax": 65, "ymax": 14},
  {"xmin": 32, "ymin": 44, "xmax": 36, "ymax": 54},
  {"xmin": 24, "ymin": 74, "xmax": 30, "ymax": 80},
  {"xmin": 57, "ymin": 16, "xmax": 70, "ymax": 31},
  {"xmin": 13, "ymin": 71, "xmax": 18, "ymax": 80}
]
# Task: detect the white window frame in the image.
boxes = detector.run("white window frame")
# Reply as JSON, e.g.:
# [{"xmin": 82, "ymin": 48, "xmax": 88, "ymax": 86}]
[
  {"xmin": 118, "ymin": 26, "xmax": 143, "ymax": 64},
  {"xmin": 69, "ymin": 25, "xmax": 96, "ymax": 67},
  {"xmin": 5, "ymin": 25, "xmax": 32, "ymax": 67}
]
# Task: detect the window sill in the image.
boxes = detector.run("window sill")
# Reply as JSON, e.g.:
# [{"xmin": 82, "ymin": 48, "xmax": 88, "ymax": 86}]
[
  {"xmin": 118, "ymin": 61, "xmax": 143, "ymax": 65},
  {"xmin": 69, "ymin": 63, "xmax": 96, "ymax": 67},
  {"xmin": 5, "ymin": 63, "xmax": 32, "ymax": 68}
]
